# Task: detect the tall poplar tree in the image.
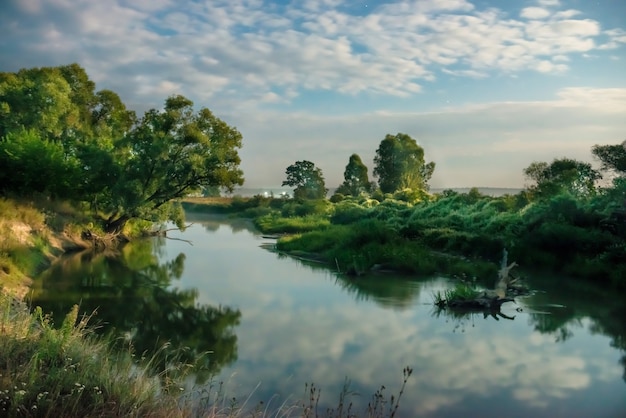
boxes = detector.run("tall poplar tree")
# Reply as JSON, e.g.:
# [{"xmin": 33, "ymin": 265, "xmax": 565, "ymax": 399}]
[{"xmin": 373, "ymin": 133, "xmax": 435, "ymax": 193}]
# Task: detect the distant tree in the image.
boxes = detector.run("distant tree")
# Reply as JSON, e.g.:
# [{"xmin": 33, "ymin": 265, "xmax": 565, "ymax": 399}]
[
  {"xmin": 373, "ymin": 133, "xmax": 435, "ymax": 194},
  {"xmin": 103, "ymin": 95, "xmax": 244, "ymax": 233},
  {"xmin": 282, "ymin": 160, "xmax": 328, "ymax": 200},
  {"xmin": 523, "ymin": 158, "xmax": 601, "ymax": 199},
  {"xmin": 335, "ymin": 154, "xmax": 372, "ymax": 196},
  {"xmin": 592, "ymin": 141, "xmax": 626, "ymax": 176}
]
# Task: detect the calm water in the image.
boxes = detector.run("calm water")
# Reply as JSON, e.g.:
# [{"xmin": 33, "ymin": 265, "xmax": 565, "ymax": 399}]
[{"xmin": 32, "ymin": 214, "xmax": 626, "ymax": 417}]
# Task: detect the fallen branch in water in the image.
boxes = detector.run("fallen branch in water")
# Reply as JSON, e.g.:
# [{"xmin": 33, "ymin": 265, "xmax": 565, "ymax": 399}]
[{"xmin": 434, "ymin": 249, "xmax": 523, "ymax": 316}]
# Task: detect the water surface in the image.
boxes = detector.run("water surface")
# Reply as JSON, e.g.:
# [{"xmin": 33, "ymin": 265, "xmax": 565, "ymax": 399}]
[{"xmin": 33, "ymin": 214, "xmax": 626, "ymax": 417}]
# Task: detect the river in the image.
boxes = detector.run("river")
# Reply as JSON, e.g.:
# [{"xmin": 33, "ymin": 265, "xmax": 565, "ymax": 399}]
[{"xmin": 31, "ymin": 213, "xmax": 626, "ymax": 417}]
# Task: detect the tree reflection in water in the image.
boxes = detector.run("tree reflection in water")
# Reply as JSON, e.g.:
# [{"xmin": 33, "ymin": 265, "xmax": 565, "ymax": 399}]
[
  {"xmin": 30, "ymin": 238, "xmax": 240, "ymax": 383},
  {"xmin": 429, "ymin": 272, "xmax": 626, "ymax": 383}
]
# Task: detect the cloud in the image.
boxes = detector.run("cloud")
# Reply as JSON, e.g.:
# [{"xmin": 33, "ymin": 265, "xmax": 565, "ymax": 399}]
[
  {"xmin": 1, "ymin": 0, "xmax": 622, "ymax": 109},
  {"xmin": 231, "ymin": 87, "xmax": 626, "ymax": 188},
  {"xmin": 521, "ymin": 7, "xmax": 551, "ymax": 19},
  {"xmin": 1, "ymin": 0, "xmax": 624, "ymax": 188}
]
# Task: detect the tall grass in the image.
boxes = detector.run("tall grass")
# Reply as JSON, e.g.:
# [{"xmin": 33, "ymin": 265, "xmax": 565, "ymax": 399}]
[{"xmin": 0, "ymin": 294, "xmax": 183, "ymax": 417}]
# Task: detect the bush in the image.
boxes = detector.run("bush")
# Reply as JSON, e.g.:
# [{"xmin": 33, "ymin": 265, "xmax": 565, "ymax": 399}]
[{"xmin": 331, "ymin": 201, "xmax": 371, "ymax": 225}]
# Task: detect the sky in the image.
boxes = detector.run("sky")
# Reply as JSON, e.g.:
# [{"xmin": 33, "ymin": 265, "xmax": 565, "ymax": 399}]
[{"xmin": 1, "ymin": 0, "xmax": 625, "ymax": 189}]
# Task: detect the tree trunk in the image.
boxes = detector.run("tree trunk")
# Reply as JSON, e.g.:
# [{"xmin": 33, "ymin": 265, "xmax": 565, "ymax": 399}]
[
  {"xmin": 441, "ymin": 249, "xmax": 520, "ymax": 315},
  {"xmin": 105, "ymin": 215, "xmax": 130, "ymax": 234}
]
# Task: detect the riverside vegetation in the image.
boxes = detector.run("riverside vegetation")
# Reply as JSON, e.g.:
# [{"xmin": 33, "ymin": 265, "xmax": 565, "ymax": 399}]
[
  {"xmin": 184, "ymin": 172, "xmax": 626, "ymax": 291},
  {"xmin": 0, "ymin": 198, "xmax": 414, "ymax": 417},
  {"xmin": 1, "ymin": 63, "xmax": 625, "ymax": 416}
]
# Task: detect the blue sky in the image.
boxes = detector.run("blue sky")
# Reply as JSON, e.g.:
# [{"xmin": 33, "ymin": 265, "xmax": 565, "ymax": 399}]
[{"xmin": 1, "ymin": 0, "xmax": 625, "ymax": 189}]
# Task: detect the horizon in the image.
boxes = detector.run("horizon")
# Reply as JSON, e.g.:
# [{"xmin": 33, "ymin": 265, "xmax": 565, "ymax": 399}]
[
  {"xmin": 228, "ymin": 185, "xmax": 523, "ymax": 198},
  {"xmin": 1, "ymin": 0, "xmax": 625, "ymax": 188}
]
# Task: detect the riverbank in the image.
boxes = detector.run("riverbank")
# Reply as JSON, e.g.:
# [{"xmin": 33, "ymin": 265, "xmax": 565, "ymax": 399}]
[
  {"xmin": 1, "ymin": 198, "xmax": 415, "ymax": 418},
  {"xmin": 0, "ymin": 197, "xmax": 105, "ymax": 298},
  {"xmin": 0, "ymin": 199, "xmax": 197, "ymax": 417}
]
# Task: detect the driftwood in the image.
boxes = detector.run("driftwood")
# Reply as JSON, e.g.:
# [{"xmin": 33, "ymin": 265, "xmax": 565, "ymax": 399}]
[
  {"xmin": 81, "ymin": 229, "xmax": 126, "ymax": 249},
  {"xmin": 439, "ymin": 249, "xmax": 520, "ymax": 317}
]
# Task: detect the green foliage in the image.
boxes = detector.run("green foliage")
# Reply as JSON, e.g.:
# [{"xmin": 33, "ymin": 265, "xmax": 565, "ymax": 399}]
[
  {"xmin": 592, "ymin": 141, "xmax": 626, "ymax": 175},
  {"xmin": 331, "ymin": 201, "xmax": 371, "ymax": 225},
  {"xmin": 391, "ymin": 188, "xmax": 431, "ymax": 204},
  {"xmin": 329, "ymin": 192, "xmax": 345, "ymax": 203},
  {"xmin": 255, "ymin": 213, "xmax": 330, "ymax": 234},
  {"xmin": 444, "ymin": 283, "xmax": 480, "ymax": 302},
  {"xmin": 282, "ymin": 160, "xmax": 328, "ymax": 200},
  {"xmin": 0, "ymin": 66, "xmax": 79, "ymax": 141},
  {"xmin": 0, "ymin": 129, "xmax": 82, "ymax": 198},
  {"xmin": 280, "ymin": 199, "xmax": 331, "ymax": 217},
  {"xmin": 1, "ymin": 64, "xmax": 243, "ymax": 233},
  {"xmin": 0, "ymin": 297, "xmax": 181, "ymax": 418},
  {"xmin": 524, "ymin": 158, "xmax": 601, "ymax": 199},
  {"xmin": 335, "ymin": 153, "xmax": 372, "ymax": 196},
  {"xmin": 101, "ymin": 95, "xmax": 244, "ymax": 232},
  {"xmin": 373, "ymin": 133, "xmax": 435, "ymax": 194}
]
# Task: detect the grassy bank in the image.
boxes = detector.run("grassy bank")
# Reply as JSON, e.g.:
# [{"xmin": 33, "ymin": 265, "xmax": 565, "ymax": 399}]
[{"xmin": 0, "ymin": 295, "xmax": 185, "ymax": 417}]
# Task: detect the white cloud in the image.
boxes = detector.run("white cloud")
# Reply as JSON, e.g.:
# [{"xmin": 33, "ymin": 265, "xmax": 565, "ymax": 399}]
[
  {"xmin": 553, "ymin": 9, "xmax": 582, "ymax": 19},
  {"xmin": 1, "ymin": 0, "xmax": 625, "ymax": 188},
  {"xmin": 520, "ymin": 7, "xmax": 550, "ymax": 20},
  {"xmin": 232, "ymin": 87, "xmax": 626, "ymax": 188},
  {"xmin": 0, "ymin": 0, "xmax": 621, "ymax": 108}
]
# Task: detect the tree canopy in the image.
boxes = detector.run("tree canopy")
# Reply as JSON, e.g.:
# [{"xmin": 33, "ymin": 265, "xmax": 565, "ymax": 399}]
[
  {"xmin": 335, "ymin": 154, "xmax": 373, "ymax": 196},
  {"xmin": 282, "ymin": 160, "xmax": 328, "ymax": 200},
  {"xmin": 373, "ymin": 133, "xmax": 435, "ymax": 194},
  {"xmin": 0, "ymin": 64, "xmax": 244, "ymax": 233},
  {"xmin": 523, "ymin": 157, "xmax": 601, "ymax": 199},
  {"xmin": 592, "ymin": 141, "xmax": 626, "ymax": 176},
  {"xmin": 104, "ymin": 95, "xmax": 244, "ymax": 232}
]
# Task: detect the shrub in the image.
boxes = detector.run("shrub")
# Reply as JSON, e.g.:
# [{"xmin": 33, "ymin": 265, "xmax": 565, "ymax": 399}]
[{"xmin": 331, "ymin": 202, "xmax": 370, "ymax": 225}]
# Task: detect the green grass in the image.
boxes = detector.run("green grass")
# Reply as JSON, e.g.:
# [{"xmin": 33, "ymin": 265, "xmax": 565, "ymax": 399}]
[
  {"xmin": 433, "ymin": 283, "xmax": 481, "ymax": 308},
  {"xmin": 0, "ymin": 295, "xmax": 184, "ymax": 418},
  {"xmin": 255, "ymin": 213, "xmax": 330, "ymax": 234}
]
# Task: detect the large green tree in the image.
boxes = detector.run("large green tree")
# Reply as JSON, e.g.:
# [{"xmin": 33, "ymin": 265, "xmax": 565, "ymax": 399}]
[
  {"xmin": 104, "ymin": 95, "xmax": 244, "ymax": 232},
  {"xmin": 0, "ymin": 64, "xmax": 244, "ymax": 233},
  {"xmin": 373, "ymin": 133, "xmax": 435, "ymax": 194},
  {"xmin": 335, "ymin": 153, "xmax": 372, "ymax": 196},
  {"xmin": 523, "ymin": 158, "xmax": 601, "ymax": 199},
  {"xmin": 282, "ymin": 160, "xmax": 328, "ymax": 199}
]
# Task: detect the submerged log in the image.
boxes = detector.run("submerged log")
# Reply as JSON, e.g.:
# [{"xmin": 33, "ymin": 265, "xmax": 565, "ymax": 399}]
[{"xmin": 442, "ymin": 249, "xmax": 520, "ymax": 315}]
